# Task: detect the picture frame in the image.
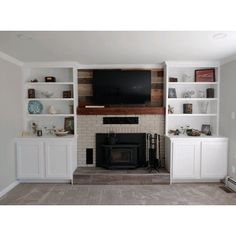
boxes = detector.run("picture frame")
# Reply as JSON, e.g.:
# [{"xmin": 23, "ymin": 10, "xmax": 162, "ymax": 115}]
[
  {"xmin": 183, "ymin": 103, "xmax": 192, "ymax": 114},
  {"xmin": 63, "ymin": 91, "xmax": 72, "ymax": 98},
  {"xmin": 169, "ymin": 77, "xmax": 178, "ymax": 82},
  {"xmin": 28, "ymin": 88, "xmax": 35, "ymax": 98},
  {"xmin": 64, "ymin": 117, "xmax": 74, "ymax": 134},
  {"xmin": 195, "ymin": 68, "xmax": 215, "ymax": 82},
  {"xmin": 168, "ymin": 88, "xmax": 177, "ymax": 98},
  {"xmin": 201, "ymin": 124, "xmax": 211, "ymax": 135}
]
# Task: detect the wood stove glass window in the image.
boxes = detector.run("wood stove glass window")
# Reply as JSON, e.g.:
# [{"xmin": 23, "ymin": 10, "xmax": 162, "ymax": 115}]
[
  {"xmin": 111, "ymin": 148, "xmax": 132, "ymax": 164},
  {"xmin": 102, "ymin": 144, "xmax": 139, "ymax": 169}
]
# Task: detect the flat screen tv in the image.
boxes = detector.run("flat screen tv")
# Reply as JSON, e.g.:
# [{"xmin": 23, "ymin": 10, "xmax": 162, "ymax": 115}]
[{"xmin": 93, "ymin": 69, "xmax": 151, "ymax": 105}]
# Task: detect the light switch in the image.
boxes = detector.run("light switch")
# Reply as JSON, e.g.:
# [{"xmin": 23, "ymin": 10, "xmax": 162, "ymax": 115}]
[{"xmin": 231, "ymin": 112, "xmax": 235, "ymax": 120}]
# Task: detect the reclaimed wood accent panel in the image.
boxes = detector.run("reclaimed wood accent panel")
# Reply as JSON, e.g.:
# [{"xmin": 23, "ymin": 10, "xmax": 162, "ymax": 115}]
[
  {"xmin": 78, "ymin": 69, "xmax": 164, "ymax": 108},
  {"xmin": 77, "ymin": 107, "xmax": 165, "ymax": 115}
]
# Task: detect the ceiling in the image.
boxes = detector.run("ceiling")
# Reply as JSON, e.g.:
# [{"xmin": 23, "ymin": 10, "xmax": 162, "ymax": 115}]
[{"xmin": 0, "ymin": 31, "xmax": 236, "ymax": 64}]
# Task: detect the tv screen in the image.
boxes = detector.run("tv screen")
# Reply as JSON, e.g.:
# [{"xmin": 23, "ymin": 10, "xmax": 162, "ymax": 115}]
[{"xmin": 93, "ymin": 70, "xmax": 151, "ymax": 105}]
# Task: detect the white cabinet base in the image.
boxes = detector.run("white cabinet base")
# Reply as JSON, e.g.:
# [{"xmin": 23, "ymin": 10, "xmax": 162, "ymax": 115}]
[
  {"xmin": 45, "ymin": 141, "xmax": 71, "ymax": 179},
  {"xmin": 165, "ymin": 136, "xmax": 228, "ymax": 183},
  {"xmin": 16, "ymin": 141, "xmax": 44, "ymax": 179},
  {"xmin": 16, "ymin": 137, "xmax": 77, "ymax": 183},
  {"xmin": 201, "ymin": 140, "xmax": 228, "ymax": 179},
  {"xmin": 172, "ymin": 140, "xmax": 201, "ymax": 180}
]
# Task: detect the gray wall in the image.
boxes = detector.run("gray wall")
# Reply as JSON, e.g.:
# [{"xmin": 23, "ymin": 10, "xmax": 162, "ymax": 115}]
[
  {"xmin": 0, "ymin": 58, "xmax": 22, "ymax": 192},
  {"xmin": 220, "ymin": 60, "xmax": 236, "ymax": 178}
]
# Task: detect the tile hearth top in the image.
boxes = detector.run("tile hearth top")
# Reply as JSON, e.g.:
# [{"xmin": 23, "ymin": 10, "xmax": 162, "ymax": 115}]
[
  {"xmin": 74, "ymin": 167, "xmax": 169, "ymax": 175},
  {"xmin": 73, "ymin": 167, "xmax": 170, "ymax": 185}
]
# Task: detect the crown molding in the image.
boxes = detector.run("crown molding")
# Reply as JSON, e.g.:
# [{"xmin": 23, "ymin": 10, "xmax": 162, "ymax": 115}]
[
  {"xmin": 23, "ymin": 61, "xmax": 79, "ymax": 68},
  {"xmin": 165, "ymin": 60, "xmax": 220, "ymax": 68},
  {"xmin": 220, "ymin": 54, "xmax": 236, "ymax": 66},
  {"xmin": 77, "ymin": 63, "xmax": 163, "ymax": 69},
  {"xmin": 0, "ymin": 51, "xmax": 23, "ymax": 66}
]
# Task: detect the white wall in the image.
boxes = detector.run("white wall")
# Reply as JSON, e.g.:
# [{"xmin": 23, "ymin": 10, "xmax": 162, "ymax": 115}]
[
  {"xmin": 220, "ymin": 60, "xmax": 236, "ymax": 178},
  {"xmin": 0, "ymin": 57, "xmax": 23, "ymax": 192}
]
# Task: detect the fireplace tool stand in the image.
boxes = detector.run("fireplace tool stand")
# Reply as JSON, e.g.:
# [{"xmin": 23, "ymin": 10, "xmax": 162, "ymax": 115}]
[{"xmin": 146, "ymin": 133, "xmax": 161, "ymax": 173}]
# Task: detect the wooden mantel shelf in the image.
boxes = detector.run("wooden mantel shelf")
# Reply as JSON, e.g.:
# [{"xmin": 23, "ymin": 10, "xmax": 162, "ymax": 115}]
[{"xmin": 77, "ymin": 107, "xmax": 165, "ymax": 115}]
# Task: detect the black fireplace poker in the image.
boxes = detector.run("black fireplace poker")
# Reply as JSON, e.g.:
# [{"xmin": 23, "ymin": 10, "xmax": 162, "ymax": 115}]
[{"xmin": 146, "ymin": 133, "xmax": 161, "ymax": 173}]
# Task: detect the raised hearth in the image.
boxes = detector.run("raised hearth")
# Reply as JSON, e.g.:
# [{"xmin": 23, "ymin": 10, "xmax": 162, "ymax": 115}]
[{"xmin": 73, "ymin": 167, "xmax": 170, "ymax": 185}]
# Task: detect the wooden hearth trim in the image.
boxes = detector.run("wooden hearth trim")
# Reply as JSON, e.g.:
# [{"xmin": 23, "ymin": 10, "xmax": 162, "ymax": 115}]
[{"xmin": 77, "ymin": 107, "xmax": 165, "ymax": 115}]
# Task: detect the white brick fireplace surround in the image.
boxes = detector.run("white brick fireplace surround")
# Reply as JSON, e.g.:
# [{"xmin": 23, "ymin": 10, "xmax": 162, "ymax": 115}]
[{"xmin": 77, "ymin": 115, "xmax": 165, "ymax": 167}]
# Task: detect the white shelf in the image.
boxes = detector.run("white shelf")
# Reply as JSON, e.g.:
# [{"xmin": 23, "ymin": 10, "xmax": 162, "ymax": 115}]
[
  {"xmin": 23, "ymin": 66, "xmax": 77, "ymax": 135},
  {"xmin": 165, "ymin": 61, "xmax": 220, "ymax": 136},
  {"xmin": 26, "ymin": 98, "xmax": 74, "ymax": 101},
  {"xmin": 27, "ymin": 114, "xmax": 74, "ymax": 117},
  {"xmin": 168, "ymin": 98, "xmax": 218, "ymax": 101},
  {"xmin": 168, "ymin": 82, "xmax": 218, "ymax": 85},
  {"xmin": 168, "ymin": 114, "xmax": 217, "ymax": 117},
  {"xmin": 26, "ymin": 82, "xmax": 74, "ymax": 85}
]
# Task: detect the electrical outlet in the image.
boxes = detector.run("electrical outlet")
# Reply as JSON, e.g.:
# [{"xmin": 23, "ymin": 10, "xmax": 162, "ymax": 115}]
[
  {"xmin": 232, "ymin": 166, "xmax": 236, "ymax": 174},
  {"xmin": 231, "ymin": 112, "xmax": 235, "ymax": 120}
]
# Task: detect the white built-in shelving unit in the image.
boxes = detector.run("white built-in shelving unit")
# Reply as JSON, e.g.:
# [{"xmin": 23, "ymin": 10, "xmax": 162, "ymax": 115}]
[
  {"xmin": 22, "ymin": 64, "xmax": 78, "ymax": 136},
  {"xmin": 164, "ymin": 61, "xmax": 220, "ymax": 136}
]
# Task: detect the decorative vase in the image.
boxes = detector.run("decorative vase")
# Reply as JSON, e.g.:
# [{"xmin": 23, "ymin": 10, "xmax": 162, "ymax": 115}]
[
  {"xmin": 197, "ymin": 90, "xmax": 205, "ymax": 98},
  {"xmin": 48, "ymin": 105, "xmax": 57, "ymax": 114},
  {"xmin": 182, "ymin": 74, "xmax": 192, "ymax": 82},
  {"xmin": 198, "ymin": 101, "xmax": 209, "ymax": 114}
]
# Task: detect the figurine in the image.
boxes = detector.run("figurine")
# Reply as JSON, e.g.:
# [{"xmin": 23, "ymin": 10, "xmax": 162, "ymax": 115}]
[
  {"xmin": 182, "ymin": 74, "xmax": 192, "ymax": 82},
  {"xmin": 168, "ymin": 105, "xmax": 174, "ymax": 114},
  {"xmin": 183, "ymin": 90, "xmax": 195, "ymax": 98},
  {"xmin": 48, "ymin": 105, "xmax": 57, "ymax": 114},
  {"xmin": 41, "ymin": 91, "xmax": 54, "ymax": 98}
]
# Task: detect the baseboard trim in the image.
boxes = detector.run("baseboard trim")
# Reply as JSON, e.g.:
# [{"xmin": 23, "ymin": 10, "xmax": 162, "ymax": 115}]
[
  {"xmin": 18, "ymin": 179, "xmax": 71, "ymax": 183},
  {"xmin": 0, "ymin": 181, "xmax": 19, "ymax": 198},
  {"xmin": 172, "ymin": 179, "xmax": 222, "ymax": 183}
]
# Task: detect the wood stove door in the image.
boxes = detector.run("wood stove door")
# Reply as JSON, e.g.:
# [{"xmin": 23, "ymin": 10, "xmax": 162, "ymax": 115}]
[{"xmin": 104, "ymin": 146, "xmax": 138, "ymax": 169}]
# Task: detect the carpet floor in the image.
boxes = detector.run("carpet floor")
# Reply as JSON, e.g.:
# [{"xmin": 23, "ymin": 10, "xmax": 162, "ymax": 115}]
[{"xmin": 0, "ymin": 183, "xmax": 236, "ymax": 205}]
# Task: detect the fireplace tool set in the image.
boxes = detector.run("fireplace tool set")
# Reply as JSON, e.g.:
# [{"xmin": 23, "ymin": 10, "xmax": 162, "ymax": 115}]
[{"xmin": 146, "ymin": 133, "xmax": 161, "ymax": 172}]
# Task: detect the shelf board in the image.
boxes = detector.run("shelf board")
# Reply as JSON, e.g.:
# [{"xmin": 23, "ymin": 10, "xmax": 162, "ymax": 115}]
[
  {"xmin": 27, "ymin": 114, "xmax": 74, "ymax": 117},
  {"xmin": 26, "ymin": 98, "xmax": 74, "ymax": 101},
  {"xmin": 26, "ymin": 82, "xmax": 74, "ymax": 85},
  {"xmin": 168, "ymin": 82, "xmax": 218, "ymax": 85},
  {"xmin": 168, "ymin": 114, "xmax": 217, "ymax": 117},
  {"xmin": 168, "ymin": 98, "xmax": 218, "ymax": 101}
]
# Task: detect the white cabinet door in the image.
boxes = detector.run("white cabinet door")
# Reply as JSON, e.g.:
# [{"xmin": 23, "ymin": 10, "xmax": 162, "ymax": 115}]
[
  {"xmin": 45, "ymin": 141, "xmax": 71, "ymax": 179},
  {"xmin": 172, "ymin": 141, "xmax": 201, "ymax": 179},
  {"xmin": 17, "ymin": 141, "xmax": 44, "ymax": 179},
  {"xmin": 201, "ymin": 140, "xmax": 228, "ymax": 179}
]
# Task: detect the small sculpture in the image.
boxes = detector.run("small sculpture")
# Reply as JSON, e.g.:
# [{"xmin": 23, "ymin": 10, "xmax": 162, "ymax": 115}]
[
  {"xmin": 197, "ymin": 90, "xmax": 205, "ymax": 98},
  {"xmin": 168, "ymin": 129, "xmax": 180, "ymax": 135},
  {"xmin": 30, "ymin": 121, "xmax": 38, "ymax": 134},
  {"xmin": 48, "ymin": 105, "xmax": 57, "ymax": 114},
  {"xmin": 183, "ymin": 90, "xmax": 195, "ymax": 98},
  {"xmin": 198, "ymin": 101, "xmax": 209, "ymax": 114},
  {"xmin": 41, "ymin": 91, "xmax": 54, "ymax": 98},
  {"xmin": 182, "ymin": 74, "xmax": 193, "ymax": 82},
  {"xmin": 168, "ymin": 105, "xmax": 174, "ymax": 114}
]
